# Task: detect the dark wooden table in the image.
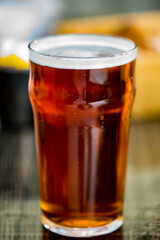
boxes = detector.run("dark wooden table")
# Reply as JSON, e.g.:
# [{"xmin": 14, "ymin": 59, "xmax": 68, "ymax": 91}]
[{"xmin": 0, "ymin": 121, "xmax": 160, "ymax": 240}]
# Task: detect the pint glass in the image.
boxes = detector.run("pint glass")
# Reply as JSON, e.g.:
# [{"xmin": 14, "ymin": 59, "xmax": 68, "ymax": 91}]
[{"xmin": 28, "ymin": 34, "xmax": 137, "ymax": 237}]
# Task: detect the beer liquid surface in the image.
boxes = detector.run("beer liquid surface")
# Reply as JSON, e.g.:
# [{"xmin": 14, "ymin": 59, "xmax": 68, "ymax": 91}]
[
  {"xmin": 43, "ymin": 45, "xmax": 123, "ymax": 58},
  {"xmin": 29, "ymin": 35, "xmax": 137, "ymax": 69},
  {"xmin": 29, "ymin": 44, "xmax": 136, "ymax": 228}
]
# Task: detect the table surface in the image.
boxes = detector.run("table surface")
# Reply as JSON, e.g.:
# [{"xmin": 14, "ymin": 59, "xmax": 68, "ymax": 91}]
[{"xmin": 0, "ymin": 121, "xmax": 160, "ymax": 240}]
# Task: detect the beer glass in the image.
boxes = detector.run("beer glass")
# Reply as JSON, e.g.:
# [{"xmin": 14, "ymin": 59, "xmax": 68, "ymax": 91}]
[{"xmin": 28, "ymin": 34, "xmax": 137, "ymax": 237}]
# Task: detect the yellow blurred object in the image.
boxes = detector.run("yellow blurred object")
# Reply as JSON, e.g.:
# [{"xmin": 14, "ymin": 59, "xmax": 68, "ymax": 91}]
[
  {"xmin": 0, "ymin": 55, "xmax": 29, "ymax": 70},
  {"xmin": 58, "ymin": 11, "xmax": 160, "ymax": 120}
]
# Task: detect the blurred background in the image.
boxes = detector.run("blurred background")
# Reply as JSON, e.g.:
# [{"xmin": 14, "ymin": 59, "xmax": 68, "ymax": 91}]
[
  {"xmin": 0, "ymin": 0, "xmax": 160, "ymax": 128},
  {"xmin": 0, "ymin": 2, "xmax": 160, "ymax": 239},
  {"xmin": 63, "ymin": 0, "xmax": 160, "ymax": 18}
]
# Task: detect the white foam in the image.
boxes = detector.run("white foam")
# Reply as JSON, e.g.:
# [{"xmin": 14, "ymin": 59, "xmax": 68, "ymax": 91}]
[{"xmin": 28, "ymin": 34, "xmax": 137, "ymax": 69}]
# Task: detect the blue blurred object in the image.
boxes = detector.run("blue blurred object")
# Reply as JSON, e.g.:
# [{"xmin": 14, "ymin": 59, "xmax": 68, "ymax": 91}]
[
  {"xmin": 0, "ymin": 0, "xmax": 63, "ymax": 128},
  {"xmin": 0, "ymin": 0, "xmax": 63, "ymax": 40}
]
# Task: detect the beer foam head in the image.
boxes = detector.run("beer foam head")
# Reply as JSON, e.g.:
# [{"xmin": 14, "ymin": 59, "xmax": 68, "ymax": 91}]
[{"xmin": 28, "ymin": 34, "xmax": 137, "ymax": 69}]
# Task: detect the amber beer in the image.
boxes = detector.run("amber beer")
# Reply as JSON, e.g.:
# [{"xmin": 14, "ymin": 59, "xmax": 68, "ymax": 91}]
[{"xmin": 28, "ymin": 35, "xmax": 137, "ymax": 237}]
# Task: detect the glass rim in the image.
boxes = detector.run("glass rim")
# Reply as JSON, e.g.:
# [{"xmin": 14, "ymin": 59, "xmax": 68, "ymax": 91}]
[{"xmin": 28, "ymin": 34, "xmax": 137, "ymax": 69}]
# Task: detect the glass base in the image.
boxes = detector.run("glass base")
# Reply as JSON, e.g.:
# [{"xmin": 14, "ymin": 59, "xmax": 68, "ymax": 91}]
[{"xmin": 42, "ymin": 214, "xmax": 123, "ymax": 237}]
